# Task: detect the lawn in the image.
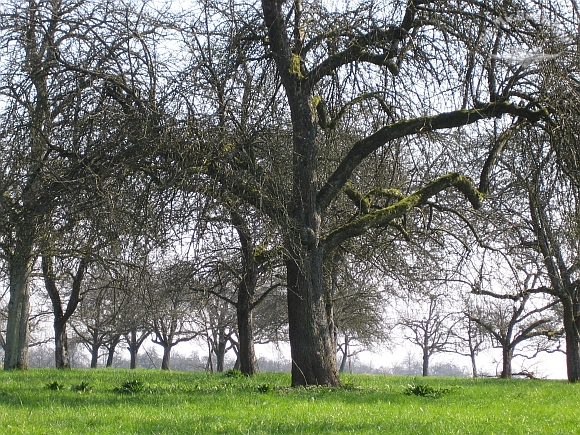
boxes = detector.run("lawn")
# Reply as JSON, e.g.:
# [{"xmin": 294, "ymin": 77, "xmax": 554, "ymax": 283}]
[{"xmin": 0, "ymin": 369, "xmax": 577, "ymax": 434}]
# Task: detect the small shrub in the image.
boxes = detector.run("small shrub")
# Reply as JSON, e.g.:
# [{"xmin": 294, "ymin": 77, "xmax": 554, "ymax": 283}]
[
  {"xmin": 257, "ymin": 383, "xmax": 270, "ymax": 393},
  {"xmin": 225, "ymin": 369, "xmax": 245, "ymax": 378},
  {"xmin": 71, "ymin": 381, "xmax": 91, "ymax": 393},
  {"xmin": 403, "ymin": 381, "xmax": 452, "ymax": 398},
  {"xmin": 46, "ymin": 381, "xmax": 65, "ymax": 391},
  {"xmin": 114, "ymin": 380, "xmax": 145, "ymax": 394}
]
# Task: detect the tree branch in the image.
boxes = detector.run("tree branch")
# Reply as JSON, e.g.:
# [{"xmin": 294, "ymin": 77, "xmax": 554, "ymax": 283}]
[
  {"xmin": 317, "ymin": 102, "xmax": 549, "ymax": 213},
  {"xmin": 322, "ymin": 172, "xmax": 483, "ymax": 251},
  {"xmin": 472, "ymin": 285, "xmax": 556, "ymax": 299}
]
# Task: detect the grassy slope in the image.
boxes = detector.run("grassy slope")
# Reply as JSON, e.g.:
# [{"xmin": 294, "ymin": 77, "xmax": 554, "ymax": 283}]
[{"xmin": 0, "ymin": 369, "xmax": 577, "ymax": 434}]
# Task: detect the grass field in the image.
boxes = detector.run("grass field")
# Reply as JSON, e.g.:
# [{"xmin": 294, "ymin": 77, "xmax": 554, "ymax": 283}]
[{"xmin": 0, "ymin": 369, "xmax": 578, "ymax": 434}]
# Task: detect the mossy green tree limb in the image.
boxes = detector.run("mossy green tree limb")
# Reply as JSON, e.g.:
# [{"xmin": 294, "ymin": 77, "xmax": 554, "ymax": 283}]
[
  {"xmin": 323, "ymin": 173, "xmax": 483, "ymax": 252},
  {"xmin": 317, "ymin": 102, "xmax": 549, "ymax": 213},
  {"xmin": 343, "ymin": 181, "xmax": 405, "ymax": 215}
]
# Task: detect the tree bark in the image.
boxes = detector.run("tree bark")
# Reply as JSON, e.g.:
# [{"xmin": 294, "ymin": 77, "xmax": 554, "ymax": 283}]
[
  {"xmin": 4, "ymin": 244, "xmax": 34, "ymax": 370},
  {"xmin": 562, "ymin": 296, "xmax": 580, "ymax": 382},
  {"xmin": 127, "ymin": 330, "xmax": 140, "ymax": 369},
  {"xmin": 500, "ymin": 347, "xmax": 513, "ymax": 379},
  {"xmin": 469, "ymin": 342, "xmax": 478, "ymax": 379},
  {"xmin": 287, "ymin": 248, "xmax": 341, "ymax": 386},
  {"xmin": 90, "ymin": 343, "xmax": 100, "ymax": 369},
  {"xmin": 54, "ymin": 320, "xmax": 71, "ymax": 369},
  {"xmin": 129, "ymin": 340, "xmax": 139, "ymax": 368},
  {"xmin": 468, "ymin": 322, "xmax": 479, "ymax": 378},
  {"xmin": 126, "ymin": 329, "xmax": 150, "ymax": 369},
  {"xmin": 422, "ymin": 349, "xmax": 430, "ymax": 377},
  {"xmin": 42, "ymin": 255, "xmax": 86, "ymax": 369},
  {"xmin": 470, "ymin": 354, "xmax": 478, "ymax": 379},
  {"xmin": 214, "ymin": 328, "xmax": 228, "ymax": 372},
  {"xmin": 237, "ymin": 293, "xmax": 257, "ymax": 375},
  {"xmin": 106, "ymin": 335, "xmax": 121, "ymax": 367},
  {"xmin": 232, "ymin": 210, "xmax": 259, "ymax": 376},
  {"xmin": 261, "ymin": 0, "xmax": 341, "ymax": 387},
  {"xmin": 161, "ymin": 345, "xmax": 171, "ymax": 370},
  {"xmin": 339, "ymin": 335, "xmax": 349, "ymax": 373}
]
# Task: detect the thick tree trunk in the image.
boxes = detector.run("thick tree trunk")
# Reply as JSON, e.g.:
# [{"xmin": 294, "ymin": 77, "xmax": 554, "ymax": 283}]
[
  {"xmin": 287, "ymin": 249, "xmax": 341, "ymax": 386},
  {"xmin": 90, "ymin": 343, "xmax": 100, "ymax": 369},
  {"xmin": 4, "ymin": 251, "xmax": 33, "ymax": 370},
  {"xmin": 500, "ymin": 347, "xmax": 513, "ymax": 379},
  {"xmin": 161, "ymin": 345, "xmax": 171, "ymax": 370},
  {"xmin": 54, "ymin": 320, "xmax": 71, "ymax": 369},
  {"xmin": 562, "ymin": 298, "xmax": 580, "ymax": 382},
  {"xmin": 261, "ymin": 0, "xmax": 340, "ymax": 387},
  {"xmin": 285, "ymin": 88, "xmax": 340, "ymax": 386}
]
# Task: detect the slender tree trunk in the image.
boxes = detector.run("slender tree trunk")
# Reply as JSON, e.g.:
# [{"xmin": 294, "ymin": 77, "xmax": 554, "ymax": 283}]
[
  {"xmin": 4, "ymin": 247, "xmax": 34, "ymax": 370},
  {"xmin": 205, "ymin": 339, "xmax": 214, "ymax": 372},
  {"xmin": 470, "ymin": 351, "xmax": 478, "ymax": 379},
  {"xmin": 42, "ymin": 256, "xmax": 85, "ymax": 369},
  {"xmin": 54, "ymin": 320, "xmax": 71, "ymax": 369},
  {"xmin": 422, "ymin": 349, "xmax": 430, "ymax": 377},
  {"xmin": 127, "ymin": 330, "xmax": 148, "ymax": 369},
  {"xmin": 106, "ymin": 335, "xmax": 121, "ymax": 367},
  {"xmin": 232, "ymin": 209, "xmax": 259, "ymax": 375},
  {"xmin": 161, "ymin": 345, "xmax": 171, "ymax": 370},
  {"xmin": 128, "ymin": 331, "xmax": 139, "ymax": 369},
  {"xmin": 215, "ymin": 330, "xmax": 227, "ymax": 372},
  {"xmin": 468, "ymin": 326, "xmax": 478, "ymax": 378},
  {"xmin": 562, "ymin": 297, "xmax": 580, "ymax": 382},
  {"xmin": 236, "ymin": 258, "xmax": 258, "ymax": 375},
  {"xmin": 339, "ymin": 335, "xmax": 349, "ymax": 373}
]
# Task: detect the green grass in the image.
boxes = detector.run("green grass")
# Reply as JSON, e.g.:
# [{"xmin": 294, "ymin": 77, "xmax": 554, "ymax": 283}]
[{"xmin": 0, "ymin": 369, "xmax": 577, "ymax": 434}]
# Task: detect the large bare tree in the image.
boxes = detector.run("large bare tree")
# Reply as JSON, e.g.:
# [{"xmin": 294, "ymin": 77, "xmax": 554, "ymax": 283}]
[
  {"xmin": 175, "ymin": 0, "xmax": 554, "ymax": 385},
  {"xmin": 253, "ymin": 0, "xmax": 550, "ymax": 385}
]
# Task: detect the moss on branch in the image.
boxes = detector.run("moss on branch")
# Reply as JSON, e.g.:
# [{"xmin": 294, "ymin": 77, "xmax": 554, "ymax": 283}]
[
  {"xmin": 343, "ymin": 182, "xmax": 406, "ymax": 215},
  {"xmin": 323, "ymin": 172, "xmax": 484, "ymax": 251},
  {"xmin": 289, "ymin": 53, "xmax": 305, "ymax": 78}
]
